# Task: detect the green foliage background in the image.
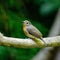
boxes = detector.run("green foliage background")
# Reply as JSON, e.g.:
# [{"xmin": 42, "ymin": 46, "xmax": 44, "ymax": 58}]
[{"xmin": 0, "ymin": 0, "xmax": 60, "ymax": 60}]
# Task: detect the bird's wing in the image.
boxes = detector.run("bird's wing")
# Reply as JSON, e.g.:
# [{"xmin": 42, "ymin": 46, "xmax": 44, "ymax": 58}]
[{"xmin": 27, "ymin": 25, "xmax": 42, "ymax": 38}]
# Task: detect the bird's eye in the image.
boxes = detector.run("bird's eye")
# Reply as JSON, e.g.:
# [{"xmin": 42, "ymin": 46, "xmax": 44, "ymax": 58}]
[{"xmin": 26, "ymin": 22, "xmax": 29, "ymax": 24}]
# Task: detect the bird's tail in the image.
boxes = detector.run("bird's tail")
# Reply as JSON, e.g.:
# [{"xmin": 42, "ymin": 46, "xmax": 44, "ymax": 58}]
[{"xmin": 40, "ymin": 37, "xmax": 47, "ymax": 46}]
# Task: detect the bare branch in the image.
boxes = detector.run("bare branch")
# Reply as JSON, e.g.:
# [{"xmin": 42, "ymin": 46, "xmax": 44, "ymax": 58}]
[{"xmin": 0, "ymin": 32, "xmax": 60, "ymax": 48}]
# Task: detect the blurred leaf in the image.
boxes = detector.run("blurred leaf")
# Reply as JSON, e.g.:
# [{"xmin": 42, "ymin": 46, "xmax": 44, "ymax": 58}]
[
  {"xmin": 0, "ymin": 46, "xmax": 10, "ymax": 60},
  {"xmin": 39, "ymin": 3, "xmax": 59, "ymax": 16}
]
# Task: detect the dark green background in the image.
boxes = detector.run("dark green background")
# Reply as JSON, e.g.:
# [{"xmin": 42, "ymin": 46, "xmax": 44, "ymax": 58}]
[{"xmin": 0, "ymin": 0, "xmax": 60, "ymax": 60}]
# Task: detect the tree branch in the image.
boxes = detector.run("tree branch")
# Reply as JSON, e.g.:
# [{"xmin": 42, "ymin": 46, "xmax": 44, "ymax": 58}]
[{"xmin": 0, "ymin": 32, "xmax": 60, "ymax": 48}]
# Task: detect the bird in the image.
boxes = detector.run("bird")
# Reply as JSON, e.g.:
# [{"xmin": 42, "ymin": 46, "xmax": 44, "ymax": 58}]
[{"xmin": 22, "ymin": 20, "xmax": 46, "ymax": 45}]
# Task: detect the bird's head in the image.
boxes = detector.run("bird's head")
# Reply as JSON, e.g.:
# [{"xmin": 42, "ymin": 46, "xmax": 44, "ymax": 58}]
[{"xmin": 22, "ymin": 20, "xmax": 32, "ymax": 26}]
